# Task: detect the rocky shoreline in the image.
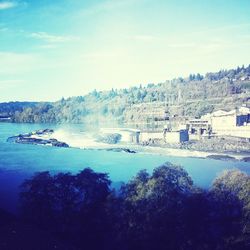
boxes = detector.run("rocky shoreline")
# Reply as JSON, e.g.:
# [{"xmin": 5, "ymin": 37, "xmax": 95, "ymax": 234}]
[
  {"xmin": 7, "ymin": 129, "xmax": 69, "ymax": 148},
  {"xmin": 142, "ymin": 137, "xmax": 250, "ymax": 154},
  {"xmin": 140, "ymin": 136, "xmax": 250, "ymax": 161}
]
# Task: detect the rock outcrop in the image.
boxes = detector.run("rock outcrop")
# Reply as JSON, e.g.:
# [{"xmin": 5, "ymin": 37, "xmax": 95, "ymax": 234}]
[{"xmin": 7, "ymin": 129, "xmax": 69, "ymax": 148}]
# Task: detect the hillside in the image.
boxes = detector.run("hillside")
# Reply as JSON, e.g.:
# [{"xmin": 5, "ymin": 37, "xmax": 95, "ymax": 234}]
[
  {"xmin": 0, "ymin": 102, "xmax": 38, "ymax": 118},
  {"xmin": 1, "ymin": 65, "xmax": 250, "ymax": 126}
]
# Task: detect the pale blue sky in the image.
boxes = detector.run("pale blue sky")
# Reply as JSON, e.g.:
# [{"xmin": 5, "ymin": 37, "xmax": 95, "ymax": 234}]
[{"xmin": 0, "ymin": 0, "xmax": 250, "ymax": 101}]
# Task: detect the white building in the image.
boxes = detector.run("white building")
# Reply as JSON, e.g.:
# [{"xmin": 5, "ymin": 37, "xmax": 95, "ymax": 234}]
[
  {"xmin": 163, "ymin": 128, "xmax": 189, "ymax": 143},
  {"xmin": 201, "ymin": 106, "xmax": 250, "ymax": 138}
]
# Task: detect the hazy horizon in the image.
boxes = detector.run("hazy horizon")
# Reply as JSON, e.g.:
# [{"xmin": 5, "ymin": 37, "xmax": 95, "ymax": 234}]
[{"xmin": 1, "ymin": 0, "xmax": 250, "ymax": 102}]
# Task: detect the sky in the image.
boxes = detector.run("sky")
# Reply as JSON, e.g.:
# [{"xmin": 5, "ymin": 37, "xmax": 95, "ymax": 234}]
[{"xmin": 0, "ymin": 0, "xmax": 250, "ymax": 102}]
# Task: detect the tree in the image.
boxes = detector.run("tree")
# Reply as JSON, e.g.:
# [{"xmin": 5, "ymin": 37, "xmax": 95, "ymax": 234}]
[
  {"xmin": 75, "ymin": 168, "xmax": 111, "ymax": 205},
  {"xmin": 209, "ymin": 170, "xmax": 250, "ymax": 249},
  {"xmin": 20, "ymin": 172, "xmax": 56, "ymax": 228},
  {"xmin": 118, "ymin": 163, "xmax": 195, "ymax": 250},
  {"xmin": 20, "ymin": 168, "xmax": 112, "ymax": 249}
]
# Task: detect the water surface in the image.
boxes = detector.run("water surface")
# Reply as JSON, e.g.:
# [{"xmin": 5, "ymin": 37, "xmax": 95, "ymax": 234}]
[{"xmin": 0, "ymin": 123, "xmax": 249, "ymax": 212}]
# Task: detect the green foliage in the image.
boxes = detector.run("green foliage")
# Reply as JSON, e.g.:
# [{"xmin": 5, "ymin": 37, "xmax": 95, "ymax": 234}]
[
  {"xmin": 20, "ymin": 168, "xmax": 111, "ymax": 233},
  {"xmin": 16, "ymin": 163, "xmax": 250, "ymax": 250},
  {"xmin": 0, "ymin": 102, "xmax": 37, "ymax": 118},
  {"xmin": 118, "ymin": 163, "xmax": 195, "ymax": 249},
  {"xmin": 210, "ymin": 169, "xmax": 250, "ymax": 246}
]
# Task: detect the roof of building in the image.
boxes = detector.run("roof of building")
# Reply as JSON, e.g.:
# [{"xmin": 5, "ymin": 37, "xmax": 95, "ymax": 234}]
[
  {"xmin": 212, "ymin": 110, "xmax": 235, "ymax": 117},
  {"xmin": 201, "ymin": 106, "xmax": 250, "ymax": 119}
]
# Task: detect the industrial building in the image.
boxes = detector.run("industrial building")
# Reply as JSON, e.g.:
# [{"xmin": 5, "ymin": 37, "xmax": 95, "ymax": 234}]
[
  {"xmin": 163, "ymin": 129, "xmax": 189, "ymax": 143},
  {"xmin": 200, "ymin": 106, "xmax": 250, "ymax": 139}
]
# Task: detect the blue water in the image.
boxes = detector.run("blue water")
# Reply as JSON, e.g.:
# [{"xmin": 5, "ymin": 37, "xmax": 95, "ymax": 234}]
[{"xmin": 0, "ymin": 123, "xmax": 249, "ymax": 212}]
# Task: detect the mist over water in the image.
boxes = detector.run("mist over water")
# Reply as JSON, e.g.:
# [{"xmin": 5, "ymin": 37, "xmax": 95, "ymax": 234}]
[{"xmin": 52, "ymin": 129, "xmax": 107, "ymax": 148}]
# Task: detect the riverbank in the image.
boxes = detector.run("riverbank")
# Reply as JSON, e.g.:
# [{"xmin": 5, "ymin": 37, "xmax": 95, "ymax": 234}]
[{"xmin": 127, "ymin": 144, "xmax": 249, "ymax": 162}]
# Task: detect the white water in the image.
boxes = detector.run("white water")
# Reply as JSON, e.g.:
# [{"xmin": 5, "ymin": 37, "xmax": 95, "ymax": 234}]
[
  {"xmin": 53, "ymin": 129, "xmax": 108, "ymax": 148},
  {"xmin": 34, "ymin": 128, "xmax": 246, "ymax": 160}
]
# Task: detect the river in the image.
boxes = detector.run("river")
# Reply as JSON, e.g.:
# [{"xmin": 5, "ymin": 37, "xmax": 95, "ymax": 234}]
[{"xmin": 0, "ymin": 122, "xmax": 249, "ymax": 212}]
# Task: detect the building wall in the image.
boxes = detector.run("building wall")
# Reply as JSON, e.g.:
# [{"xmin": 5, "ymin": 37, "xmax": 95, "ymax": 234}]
[
  {"xmin": 213, "ymin": 126, "xmax": 250, "ymax": 138},
  {"xmin": 211, "ymin": 114, "xmax": 236, "ymax": 131},
  {"xmin": 164, "ymin": 132, "xmax": 180, "ymax": 143},
  {"xmin": 210, "ymin": 114, "xmax": 250, "ymax": 138},
  {"xmin": 189, "ymin": 133, "xmax": 201, "ymax": 141},
  {"xmin": 140, "ymin": 132, "xmax": 164, "ymax": 142},
  {"xmin": 164, "ymin": 130, "xmax": 189, "ymax": 143},
  {"xmin": 200, "ymin": 107, "xmax": 250, "ymax": 139}
]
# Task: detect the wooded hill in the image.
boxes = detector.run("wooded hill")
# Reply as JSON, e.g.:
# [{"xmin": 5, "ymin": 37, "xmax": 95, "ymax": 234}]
[{"xmin": 1, "ymin": 65, "xmax": 250, "ymax": 125}]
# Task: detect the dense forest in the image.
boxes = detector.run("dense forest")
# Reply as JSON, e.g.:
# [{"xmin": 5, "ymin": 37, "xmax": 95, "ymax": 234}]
[
  {"xmin": 0, "ymin": 162, "xmax": 249, "ymax": 250},
  {"xmin": 1, "ymin": 65, "xmax": 250, "ymax": 125},
  {"xmin": 0, "ymin": 102, "xmax": 37, "ymax": 118}
]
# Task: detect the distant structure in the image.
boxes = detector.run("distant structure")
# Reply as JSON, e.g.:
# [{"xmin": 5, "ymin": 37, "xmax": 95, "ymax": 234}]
[
  {"xmin": 139, "ymin": 131, "xmax": 164, "ymax": 143},
  {"xmin": 201, "ymin": 106, "xmax": 250, "ymax": 139},
  {"xmin": 119, "ymin": 105, "xmax": 250, "ymax": 144},
  {"xmin": 163, "ymin": 128, "xmax": 189, "ymax": 143},
  {"xmin": 187, "ymin": 119, "xmax": 212, "ymax": 140}
]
